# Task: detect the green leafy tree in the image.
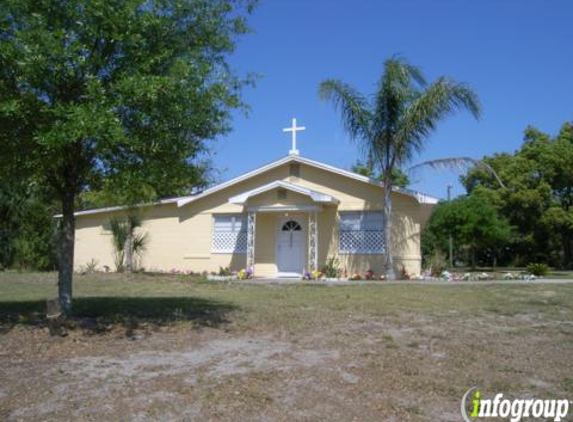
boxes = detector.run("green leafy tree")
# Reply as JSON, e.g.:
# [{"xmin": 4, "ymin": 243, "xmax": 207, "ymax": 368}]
[
  {"xmin": 423, "ymin": 194, "xmax": 514, "ymax": 268},
  {"xmin": 0, "ymin": 0, "xmax": 255, "ymax": 313},
  {"xmin": 461, "ymin": 122, "xmax": 573, "ymax": 267},
  {"xmin": 351, "ymin": 161, "xmax": 410, "ymax": 188},
  {"xmin": 0, "ymin": 179, "xmax": 59, "ymax": 270},
  {"xmin": 319, "ymin": 57, "xmax": 481, "ymax": 278}
]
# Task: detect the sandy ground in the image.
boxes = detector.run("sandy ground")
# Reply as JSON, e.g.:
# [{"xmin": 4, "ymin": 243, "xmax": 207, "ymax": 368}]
[{"xmin": 1, "ymin": 302, "xmax": 572, "ymax": 422}]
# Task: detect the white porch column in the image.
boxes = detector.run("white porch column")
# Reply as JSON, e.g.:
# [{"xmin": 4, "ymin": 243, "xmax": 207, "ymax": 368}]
[
  {"xmin": 246, "ymin": 211, "xmax": 256, "ymax": 271},
  {"xmin": 308, "ymin": 211, "xmax": 318, "ymax": 272}
]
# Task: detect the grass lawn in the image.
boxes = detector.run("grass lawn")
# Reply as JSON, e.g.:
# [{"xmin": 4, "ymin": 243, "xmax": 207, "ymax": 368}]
[{"xmin": 1, "ymin": 272, "xmax": 572, "ymax": 421}]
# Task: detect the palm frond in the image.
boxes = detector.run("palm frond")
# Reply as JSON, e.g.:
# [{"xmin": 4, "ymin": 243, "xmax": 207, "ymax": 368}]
[
  {"xmin": 109, "ymin": 214, "xmax": 147, "ymax": 271},
  {"xmin": 407, "ymin": 157, "xmax": 505, "ymax": 188},
  {"xmin": 132, "ymin": 232, "xmax": 148, "ymax": 257},
  {"xmin": 371, "ymin": 58, "xmax": 427, "ymax": 168},
  {"xmin": 380, "ymin": 56, "xmax": 426, "ymax": 89},
  {"xmin": 109, "ymin": 217, "xmax": 128, "ymax": 252},
  {"xmin": 318, "ymin": 79, "xmax": 373, "ymax": 144},
  {"xmin": 373, "ymin": 59, "xmax": 413, "ymax": 134},
  {"xmin": 127, "ymin": 214, "xmax": 143, "ymax": 229},
  {"xmin": 394, "ymin": 78, "xmax": 481, "ymax": 166}
]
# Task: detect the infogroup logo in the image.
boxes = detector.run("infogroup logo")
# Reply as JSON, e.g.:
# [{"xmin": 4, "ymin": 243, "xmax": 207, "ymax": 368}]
[{"xmin": 461, "ymin": 387, "xmax": 571, "ymax": 422}]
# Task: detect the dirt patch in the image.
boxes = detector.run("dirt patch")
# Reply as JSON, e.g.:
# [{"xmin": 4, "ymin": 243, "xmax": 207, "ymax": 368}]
[{"xmin": 2, "ymin": 311, "xmax": 572, "ymax": 422}]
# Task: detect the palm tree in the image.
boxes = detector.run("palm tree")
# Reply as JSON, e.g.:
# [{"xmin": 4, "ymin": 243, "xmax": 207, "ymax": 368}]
[{"xmin": 319, "ymin": 57, "xmax": 482, "ymax": 279}]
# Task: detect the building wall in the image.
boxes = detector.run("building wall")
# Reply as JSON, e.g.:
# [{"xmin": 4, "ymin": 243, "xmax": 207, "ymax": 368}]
[{"xmin": 74, "ymin": 161, "xmax": 433, "ymax": 277}]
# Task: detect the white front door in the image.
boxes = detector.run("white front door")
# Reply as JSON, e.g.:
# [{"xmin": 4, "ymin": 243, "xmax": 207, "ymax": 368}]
[{"xmin": 276, "ymin": 218, "xmax": 304, "ymax": 277}]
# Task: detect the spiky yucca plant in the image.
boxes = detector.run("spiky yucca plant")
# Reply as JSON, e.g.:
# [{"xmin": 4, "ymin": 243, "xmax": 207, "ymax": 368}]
[{"xmin": 109, "ymin": 214, "xmax": 148, "ymax": 272}]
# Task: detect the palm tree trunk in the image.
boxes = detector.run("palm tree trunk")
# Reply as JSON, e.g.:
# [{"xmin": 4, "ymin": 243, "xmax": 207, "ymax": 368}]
[
  {"xmin": 383, "ymin": 174, "xmax": 396, "ymax": 279},
  {"xmin": 366, "ymin": 151, "xmax": 375, "ymax": 173},
  {"xmin": 58, "ymin": 191, "xmax": 75, "ymax": 315}
]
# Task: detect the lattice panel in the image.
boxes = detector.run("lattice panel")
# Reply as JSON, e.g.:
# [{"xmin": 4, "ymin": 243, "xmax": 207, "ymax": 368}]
[
  {"xmin": 308, "ymin": 212, "xmax": 318, "ymax": 272},
  {"xmin": 212, "ymin": 231, "xmax": 247, "ymax": 253},
  {"xmin": 339, "ymin": 230, "xmax": 385, "ymax": 254},
  {"xmin": 246, "ymin": 212, "xmax": 256, "ymax": 269}
]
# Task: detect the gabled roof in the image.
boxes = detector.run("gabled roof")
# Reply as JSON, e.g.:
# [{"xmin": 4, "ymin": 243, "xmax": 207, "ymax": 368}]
[
  {"xmin": 62, "ymin": 154, "xmax": 438, "ymax": 217},
  {"xmin": 177, "ymin": 154, "xmax": 439, "ymax": 207},
  {"xmin": 229, "ymin": 180, "xmax": 339, "ymax": 205}
]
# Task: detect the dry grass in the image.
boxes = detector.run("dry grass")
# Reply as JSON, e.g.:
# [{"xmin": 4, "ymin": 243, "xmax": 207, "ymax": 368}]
[{"xmin": 1, "ymin": 272, "xmax": 572, "ymax": 421}]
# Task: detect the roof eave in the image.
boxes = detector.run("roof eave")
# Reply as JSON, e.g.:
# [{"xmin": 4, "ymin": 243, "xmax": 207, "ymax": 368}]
[
  {"xmin": 228, "ymin": 180, "xmax": 339, "ymax": 206},
  {"xmin": 53, "ymin": 196, "xmax": 192, "ymax": 218}
]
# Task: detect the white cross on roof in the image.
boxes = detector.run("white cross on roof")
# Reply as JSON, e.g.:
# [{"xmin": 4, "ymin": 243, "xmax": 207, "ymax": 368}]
[{"xmin": 283, "ymin": 118, "xmax": 306, "ymax": 155}]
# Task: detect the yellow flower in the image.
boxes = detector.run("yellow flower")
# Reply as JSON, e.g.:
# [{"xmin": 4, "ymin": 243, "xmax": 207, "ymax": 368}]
[{"xmin": 311, "ymin": 270, "xmax": 324, "ymax": 279}]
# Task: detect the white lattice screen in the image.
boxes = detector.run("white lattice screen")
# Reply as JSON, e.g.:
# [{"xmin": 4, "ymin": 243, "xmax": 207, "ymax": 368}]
[
  {"xmin": 339, "ymin": 231, "xmax": 385, "ymax": 254},
  {"xmin": 212, "ymin": 214, "xmax": 247, "ymax": 254},
  {"xmin": 212, "ymin": 232, "xmax": 247, "ymax": 253},
  {"xmin": 339, "ymin": 211, "xmax": 385, "ymax": 254},
  {"xmin": 308, "ymin": 212, "xmax": 318, "ymax": 271}
]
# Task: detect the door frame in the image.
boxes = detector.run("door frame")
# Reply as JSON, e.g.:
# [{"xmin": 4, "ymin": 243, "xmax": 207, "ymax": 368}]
[{"xmin": 276, "ymin": 216, "xmax": 305, "ymax": 278}]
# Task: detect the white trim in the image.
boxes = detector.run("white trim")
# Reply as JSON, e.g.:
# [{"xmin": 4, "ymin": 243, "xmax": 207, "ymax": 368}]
[
  {"xmin": 308, "ymin": 211, "xmax": 318, "ymax": 272},
  {"xmin": 229, "ymin": 180, "xmax": 338, "ymax": 205},
  {"xmin": 177, "ymin": 154, "xmax": 439, "ymax": 207},
  {"xmin": 177, "ymin": 155, "xmax": 294, "ymax": 207},
  {"xmin": 247, "ymin": 205, "xmax": 323, "ymax": 213},
  {"xmin": 246, "ymin": 211, "xmax": 256, "ymax": 269},
  {"xmin": 54, "ymin": 196, "xmax": 190, "ymax": 218},
  {"xmin": 393, "ymin": 187, "xmax": 439, "ymax": 205},
  {"xmin": 276, "ymin": 272, "xmax": 302, "ymax": 278},
  {"xmin": 296, "ymin": 156, "xmax": 439, "ymax": 204}
]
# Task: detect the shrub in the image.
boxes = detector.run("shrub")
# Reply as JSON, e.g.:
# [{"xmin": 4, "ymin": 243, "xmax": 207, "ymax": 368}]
[
  {"xmin": 77, "ymin": 259, "xmax": 99, "ymax": 274},
  {"xmin": 218, "ymin": 266, "xmax": 231, "ymax": 276},
  {"xmin": 426, "ymin": 250, "xmax": 446, "ymax": 277},
  {"xmin": 322, "ymin": 256, "xmax": 342, "ymax": 278},
  {"xmin": 109, "ymin": 215, "xmax": 148, "ymax": 272},
  {"xmin": 526, "ymin": 263, "xmax": 549, "ymax": 276}
]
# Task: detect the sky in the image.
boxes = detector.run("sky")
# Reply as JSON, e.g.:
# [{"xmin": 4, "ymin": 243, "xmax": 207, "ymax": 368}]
[{"xmin": 211, "ymin": 0, "xmax": 573, "ymax": 199}]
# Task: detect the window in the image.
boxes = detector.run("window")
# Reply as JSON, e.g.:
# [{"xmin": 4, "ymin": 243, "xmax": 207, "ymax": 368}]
[
  {"xmin": 339, "ymin": 211, "xmax": 385, "ymax": 254},
  {"xmin": 212, "ymin": 214, "xmax": 247, "ymax": 253},
  {"xmin": 281, "ymin": 220, "xmax": 302, "ymax": 231}
]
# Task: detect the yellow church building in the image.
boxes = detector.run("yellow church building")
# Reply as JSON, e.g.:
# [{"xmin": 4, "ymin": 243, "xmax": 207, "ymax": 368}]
[{"xmin": 73, "ymin": 120, "xmax": 437, "ymax": 278}]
